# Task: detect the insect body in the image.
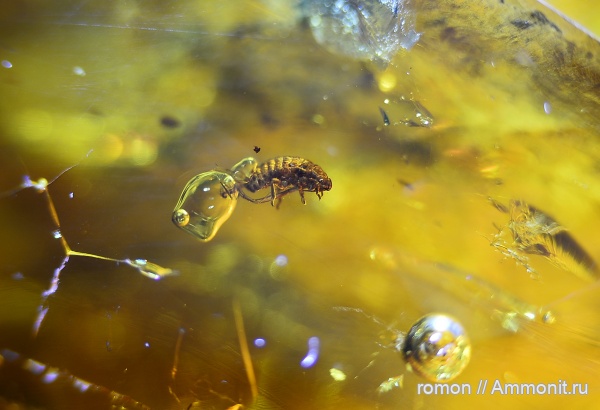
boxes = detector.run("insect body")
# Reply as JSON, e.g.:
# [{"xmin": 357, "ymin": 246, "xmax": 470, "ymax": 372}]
[{"xmin": 231, "ymin": 156, "xmax": 332, "ymax": 207}]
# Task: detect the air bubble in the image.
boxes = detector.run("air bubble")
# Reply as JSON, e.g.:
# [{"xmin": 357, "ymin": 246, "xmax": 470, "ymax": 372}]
[
  {"xmin": 23, "ymin": 358, "xmax": 46, "ymax": 375},
  {"xmin": 42, "ymin": 369, "xmax": 59, "ymax": 384},
  {"xmin": 126, "ymin": 259, "xmax": 176, "ymax": 281},
  {"xmin": 329, "ymin": 368, "xmax": 347, "ymax": 381},
  {"xmin": 172, "ymin": 171, "xmax": 238, "ymax": 242},
  {"xmin": 300, "ymin": 336, "xmax": 320, "ymax": 368},
  {"xmin": 230, "ymin": 157, "xmax": 258, "ymax": 183},
  {"xmin": 274, "ymin": 254, "xmax": 288, "ymax": 267},
  {"xmin": 401, "ymin": 313, "xmax": 471, "ymax": 382},
  {"xmin": 72, "ymin": 66, "xmax": 86, "ymax": 76},
  {"xmin": 73, "ymin": 379, "xmax": 91, "ymax": 392}
]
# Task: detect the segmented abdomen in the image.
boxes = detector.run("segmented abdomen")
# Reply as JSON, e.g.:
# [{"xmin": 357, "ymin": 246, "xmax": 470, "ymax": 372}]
[{"xmin": 244, "ymin": 156, "xmax": 318, "ymax": 193}]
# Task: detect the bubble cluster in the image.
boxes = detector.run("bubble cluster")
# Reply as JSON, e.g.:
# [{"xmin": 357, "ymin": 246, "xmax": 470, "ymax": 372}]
[
  {"xmin": 172, "ymin": 171, "xmax": 238, "ymax": 242},
  {"xmin": 401, "ymin": 313, "xmax": 471, "ymax": 382},
  {"xmin": 303, "ymin": 0, "xmax": 421, "ymax": 63}
]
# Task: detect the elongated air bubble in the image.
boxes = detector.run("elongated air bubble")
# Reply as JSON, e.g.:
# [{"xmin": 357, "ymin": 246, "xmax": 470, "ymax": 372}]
[
  {"xmin": 172, "ymin": 171, "xmax": 238, "ymax": 242},
  {"xmin": 300, "ymin": 336, "xmax": 320, "ymax": 368}
]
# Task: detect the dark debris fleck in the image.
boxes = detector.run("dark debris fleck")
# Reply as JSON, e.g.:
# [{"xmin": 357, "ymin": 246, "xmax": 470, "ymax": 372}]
[
  {"xmin": 510, "ymin": 10, "xmax": 562, "ymax": 33},
  {"xmin": 160, "ymin": 116, "xmax": 181, "ymax": 129}
]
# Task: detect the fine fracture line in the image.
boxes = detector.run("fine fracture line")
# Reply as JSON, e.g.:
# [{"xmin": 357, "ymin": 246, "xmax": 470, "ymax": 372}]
[{"xmin": 1, "ymin": 151, "xmax": 177, "ymax": 336}]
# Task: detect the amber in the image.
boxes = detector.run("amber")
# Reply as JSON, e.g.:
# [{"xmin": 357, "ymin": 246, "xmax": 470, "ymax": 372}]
[{"xmin": 1, "ymin": 0, "xmax": 600, "ymax": 409}]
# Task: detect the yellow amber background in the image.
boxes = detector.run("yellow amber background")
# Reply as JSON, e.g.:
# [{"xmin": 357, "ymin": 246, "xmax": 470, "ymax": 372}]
[{"xmin": 1, "ymin": 0, "xmax": 599, "ymax": 409}]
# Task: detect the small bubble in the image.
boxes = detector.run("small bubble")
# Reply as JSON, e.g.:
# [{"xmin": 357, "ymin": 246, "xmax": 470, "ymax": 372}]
[
  {"xmin": 300, "ymin": 336, "xmax": 320, "ymax": 368},
  {"xmin": 378, "ymin": 73, "xmax": 397, "ymax": 92},
  {"xmin": 69, "ymin": 192, "xmax": 74, "ymax": 199},
  {"xmin": 542, "ymin": 311, "xmax": 556, "ymax": 324},
  {"xmin": 12, "ymin": 272, "xmax": 24, "ymax": 280},
  {"xmin": 254, "ymin": 338, "xmax": 266, "ymax": 348},
  {"xmin": 73, "ymin": 66, "xmax": 86, "ymax": 76},
  {"xmin": 127, "ymin": 259, "xmax": 177, "ymax": 280},
  {"xmin": 1, "ymin": 349, "xmax": 20, "ymax": 362},
  {"xmin": 274, "ymin": 254, "xmax": 288, "ymax": 267},
  {"xmin": 312, "ymin": 114, "xmax": 325, "ymax": 125},
  {"xmin": 329, "ymin": 368, "xmax": 347, "ymax": 381},
  {"xmin": 1, "ymin": 60, "xmax": 12, "ymax": 69},
  {"xmin": 42, "ymin": 370, "xmax": 59, "ymax": 384},
  {"xmin": 73, "ymin": 379, "xmax": 91, "ymax": 392},
  {"xmin": 172, "ymin": 209, "xmax": 190, "ymax": 227},
  {"xmin": 230, "ymin": 157, "xmax": 258, "ymax": 183},
  {"xmin": 144, "ymin": 342, "xmax": 150, "ymax": 348},
  {"xmin": 23, "ymin": 359, "xmax": 46, "ymax": 375},
  {"xmin": 543, "ymin": 101, "xmax": 552, "ymax": 114}
]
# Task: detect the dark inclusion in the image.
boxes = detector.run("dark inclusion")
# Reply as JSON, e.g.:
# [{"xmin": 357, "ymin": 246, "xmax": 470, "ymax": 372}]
[
  {"xmin": 160, "ymin": 116, "xmax": 181, "ymax": 129},
  {"xmin": 510, "ymin": 10, "xmax": 562, "ymax": 34}
]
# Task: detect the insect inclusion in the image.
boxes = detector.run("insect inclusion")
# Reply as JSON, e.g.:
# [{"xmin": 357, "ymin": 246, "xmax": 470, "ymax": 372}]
[
  {"xmin": 172, "ymin": 156, "xmax": 333, "ymax": 241},
  {"xmin": 230, "ymin": 156, "xmax": 332, "ymax": 208}
]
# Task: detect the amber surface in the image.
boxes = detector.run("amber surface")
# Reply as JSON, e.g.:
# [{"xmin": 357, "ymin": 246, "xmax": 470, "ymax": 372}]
[{"xmin": 1, "ymin": 1, "xmax": 600, "ymax": 409}]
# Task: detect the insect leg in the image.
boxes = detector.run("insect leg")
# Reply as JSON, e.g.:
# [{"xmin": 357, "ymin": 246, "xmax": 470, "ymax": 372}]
[
  {"xmin": 270, "ymin": 178, "xmax": 281, "ymax": 207},
  {"xmin": 219, "ymin": 180, "xmax": 236, "ymax": 199},
  {"xmin": 237, "ymin": 186, "xmax": 298, "ymax": 205},
  {"xmin": 315, "ymin": 187, "xmax": 323, "ymax": 200},
  {"xmin": 237, "ymin": 187, "xmax": 270, "ymax": 204},
  {"xmin": 298, "ymin": 186, "xmax": 306, "ymax": 205},
  {"xmin": 274, "ymin": 196, "xmax": 283, "ymax": 209}
]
